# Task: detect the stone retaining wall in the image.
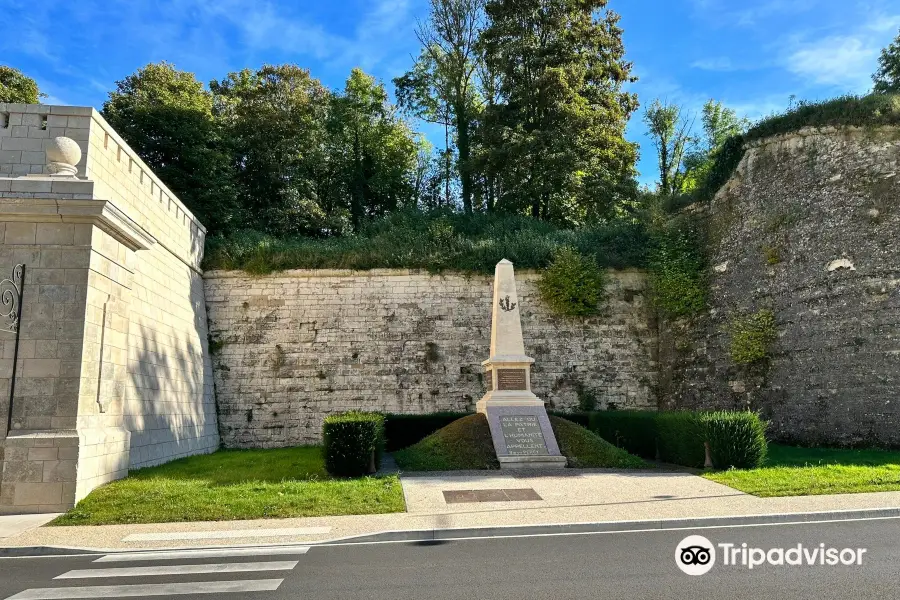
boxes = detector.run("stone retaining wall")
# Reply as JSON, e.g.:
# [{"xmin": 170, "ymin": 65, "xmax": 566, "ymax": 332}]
[{"xmin": 204, "ymin": 269, "xmax": 657, "ymax": 447}]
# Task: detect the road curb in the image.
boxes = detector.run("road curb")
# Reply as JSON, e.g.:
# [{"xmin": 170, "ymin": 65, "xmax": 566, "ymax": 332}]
[
  {"xmin": 3, "ymin": 507, "xmax": 900, "ymax": 556},
  {"xmin": 316, "ymin": 507, "xmax": 900, "ymax": 545}
]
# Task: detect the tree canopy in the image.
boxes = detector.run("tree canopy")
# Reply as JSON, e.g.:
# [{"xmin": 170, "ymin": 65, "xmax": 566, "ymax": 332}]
[
  {"xmin": 0, "ymin": 66, "xmax": 44, "ymax": 104},
  {"xmin": 873, "ymin": 28, "xmax": 900, "ymax": 94},
  {"xmin": 102, "ymin": 62, "xmax": 237, "ymax": 232},
  {"xmin": 477, "ymin": 0, "xmax": 639, "ymax": 224}
]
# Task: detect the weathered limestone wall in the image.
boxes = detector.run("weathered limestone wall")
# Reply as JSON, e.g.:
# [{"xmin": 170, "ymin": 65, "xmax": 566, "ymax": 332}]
[
  {"xmin": 661, "ymin": 126, "xmax": 900, "ymax": 446},
  {"xmin": 0, "ymin": 103, "xmax": 217, "ymax": 513},
  {"xmin": 205, "ymin": 269, "xmax": 657, "ymax": 447}
]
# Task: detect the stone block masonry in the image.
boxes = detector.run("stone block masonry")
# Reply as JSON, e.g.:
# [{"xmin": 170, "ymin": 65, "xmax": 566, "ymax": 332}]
[
  {"xmin": 662, "ymin": 126, "xmax": 900, "ymax": 447},
  {"xmin": 0, "ymin": 103, "xmax": 217, "ymax": 513},
  {"xmin": 204, "ymin": 268, "xmax": 657, "ymax": 447}
]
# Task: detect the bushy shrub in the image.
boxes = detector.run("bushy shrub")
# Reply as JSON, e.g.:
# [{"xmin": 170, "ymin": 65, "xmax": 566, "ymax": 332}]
[
  {"xmin": 656, "ymin": 411, "xmax": 706, "ymax": 468},
  {"xmin": 537, "ymin": 247, "xmax": 607, "ymax": 316},
  {"xmin": 588, "ymin": 410, "xmax": 658, "ymax": 459},
  {"xmin": 383, "ymin": 412, "xmax": 470, "ymax": 452},
  {"xmin": 702, "ymin": 411, "xmax": 768, "ymax": 469},
  {"xmin": 728, "ymin": 309, "xmax": 777, "ymax": 364},
  {"xmin": 322, "ymin": 412, "xmax": 385, "ymax": 477}
]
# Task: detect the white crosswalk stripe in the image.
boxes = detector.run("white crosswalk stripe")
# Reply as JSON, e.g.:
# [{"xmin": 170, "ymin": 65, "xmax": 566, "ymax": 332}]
[
  {"xmin": 55, "ymin": 559, "xmax": 298, "ymax": 579},
  {"xmin": 93, "ymin": 545, "xmax": 310, "ymax": 562},
  {"xmin": 3, "ymin": 546, "xmax": 312, "ymax": 599},
  {"xmin": 5, "ymin": 580, "xmax": 284, "ymax": 599}
]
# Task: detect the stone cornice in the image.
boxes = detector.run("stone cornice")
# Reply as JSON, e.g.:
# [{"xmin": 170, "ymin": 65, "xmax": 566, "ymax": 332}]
[{"xmin": 0, "ymin": 195, "xmax": 156, "ymax": 251}]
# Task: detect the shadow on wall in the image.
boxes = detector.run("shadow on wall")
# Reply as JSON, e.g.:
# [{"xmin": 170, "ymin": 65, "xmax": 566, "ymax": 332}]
[{"xmin": 124, "ymin": 271, "xmax": 217, "ymax": 470}]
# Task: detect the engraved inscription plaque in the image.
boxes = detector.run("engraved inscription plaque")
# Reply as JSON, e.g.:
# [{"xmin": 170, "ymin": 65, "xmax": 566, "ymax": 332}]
[
  {"xmin": 499, "ymin": 415, "xmax": 549, "ymax": 456},
  {"xmin": 497, "ymin": 368, "xmax": 527, "ymax": 391}
]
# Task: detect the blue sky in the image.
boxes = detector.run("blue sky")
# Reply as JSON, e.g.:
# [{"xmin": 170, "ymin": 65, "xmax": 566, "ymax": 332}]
[{"xmin": 3, "ymin": 0, "xmax": 899, "ymax": 186}]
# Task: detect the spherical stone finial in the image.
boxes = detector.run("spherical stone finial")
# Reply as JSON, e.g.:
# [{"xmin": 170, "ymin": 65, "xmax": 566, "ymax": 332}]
[{"xmin": 46, "ymin": 136, "xmax": 82, "ymax": 177}]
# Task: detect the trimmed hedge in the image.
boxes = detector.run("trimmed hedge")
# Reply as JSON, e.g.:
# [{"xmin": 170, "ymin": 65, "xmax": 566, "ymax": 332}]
[
  {"xmin": 702, "ymin": 411, "xmax": 768, "ymax": 469},
  {"xmin": 584, "ymin": 409, "xmax": 767, "ymax": 470},
  {"xmin": 383, "ymin": 412, "xmax": 471, "ymax": 452},
  {"xmin": 385, "ymin": 409, "xmax": 767, "ymax": 471},
  {"xmin": 322, "ymin": 411, "xmax": 385, "ymax": 477},
  {"xmin": 549, "ymin": 410, "xmax": 589, "ymax": 428},
  {"xmin": 656, "ymin": 411, "xmax": 706, "ymax": 468},
  {"xmin": 588, "ymin": 410, "xmax": 658, "ymax": 459}
]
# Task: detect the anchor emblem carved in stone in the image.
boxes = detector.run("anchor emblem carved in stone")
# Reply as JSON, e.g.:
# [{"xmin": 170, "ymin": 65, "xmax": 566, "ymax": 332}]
[{"xmin": 498, "ymin": 295, "xmax": 517, "ymax": 312}]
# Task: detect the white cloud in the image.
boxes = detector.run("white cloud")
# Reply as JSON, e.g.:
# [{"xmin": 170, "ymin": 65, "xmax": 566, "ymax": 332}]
[
  {"xmin": 690, "ymin": 0, "xmax": 818, "ymax": 28},
  {"xmin": 785, "ymin": 36, "xmax": 876, "ymax": 88},
  {"xmin": 690, "ymin": 57, "xmax": 737, "ymax": 71}
]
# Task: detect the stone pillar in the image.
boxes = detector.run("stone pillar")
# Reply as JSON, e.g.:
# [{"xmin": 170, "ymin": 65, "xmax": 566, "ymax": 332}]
[
  {"xmin": 0, "ymin": 135, "xmax": 149, "ymax": 513},
  {"xmin": 477, "ymin": 260, "xmax": 566, "ymax": 469}
]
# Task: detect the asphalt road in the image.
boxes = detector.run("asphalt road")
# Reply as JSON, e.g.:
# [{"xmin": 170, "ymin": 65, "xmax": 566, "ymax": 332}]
[{"xmin": 1, "ymin": 517, "xmax": 899, "ymax": 599}]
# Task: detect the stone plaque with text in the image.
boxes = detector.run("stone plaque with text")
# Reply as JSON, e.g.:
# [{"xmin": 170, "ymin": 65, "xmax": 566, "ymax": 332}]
[
  {"xmin": 499, "ymin": 414, "xmax": 549, "ymax": 455},
  {"xmin": 497, "ymin": 368, "xmax": 527, "ymax": 391}
]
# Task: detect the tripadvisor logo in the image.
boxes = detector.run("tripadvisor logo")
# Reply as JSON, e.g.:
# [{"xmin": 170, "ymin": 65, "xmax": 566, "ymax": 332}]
[{"xmin": 675, "ymin": 535, "xmax": 867, "ymax": 575}]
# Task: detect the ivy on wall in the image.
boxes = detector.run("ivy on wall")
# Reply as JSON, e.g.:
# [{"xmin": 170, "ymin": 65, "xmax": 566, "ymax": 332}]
[{"xmin": 647, "ymin": 218, "xmax": 708, "ymax": 318}]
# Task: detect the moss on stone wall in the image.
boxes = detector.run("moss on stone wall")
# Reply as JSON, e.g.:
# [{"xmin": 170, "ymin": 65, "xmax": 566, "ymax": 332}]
[{"xmin": 727, "ymin": 309, "xmax": 777, "ymax": 365}]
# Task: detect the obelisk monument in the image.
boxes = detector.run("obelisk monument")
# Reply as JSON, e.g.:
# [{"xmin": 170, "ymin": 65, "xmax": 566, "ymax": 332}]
[{"xmin": 478, "ymin": 260, "xmax": 566, "ymax": 469}]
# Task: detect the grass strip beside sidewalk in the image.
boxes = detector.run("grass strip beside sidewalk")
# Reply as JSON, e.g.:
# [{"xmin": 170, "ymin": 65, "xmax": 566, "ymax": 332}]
[
  {"xmin": 52, "ymin": 447, "xmax": 405, "ymax": 526},
  {"xmin": 704, "ymin": 444, "xmax": 900, "ymax": 497}
]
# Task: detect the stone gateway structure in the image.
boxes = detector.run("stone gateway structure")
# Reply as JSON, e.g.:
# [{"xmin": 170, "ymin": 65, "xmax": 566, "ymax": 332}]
[{"xmin": 0, "ymin": 104, "xmax": 217, "ymax": 513}]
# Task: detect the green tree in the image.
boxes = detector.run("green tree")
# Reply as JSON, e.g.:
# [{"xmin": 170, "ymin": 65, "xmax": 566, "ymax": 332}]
[
  {"xmin": 326, "ymin": 68, "xmax": 420, "ymax": 228},
  {"xmin": 415, "ymin": 0, "xmax": 484, "ymax": 214},
  {"xmin": 643, "ymin": 99, "xmax": 694, "ymax": 196},
  {"xmin": 682, "ymin": 100, "xmax": 748, "ymax": 192},
  {"xmin": 210, "ymin": 65, "xmax": 332, "ymax": 236},
  {"xmin": 478, "ymin": 0, "xmax": 639, "ymax": 224},
  {"xmin": 395, "ymin": 47, "xmax": 458, "ymax": 208},
  {"xmin": 102, "ymin": 62, "xmax": 237, "ymax": 232},
  {"xmin": 873, "ymin": 28, "xmax": 900, "ymax": 93},
  {"xmin": 0, "ymin": 66, "xmax": 44, "ymax": 104}
]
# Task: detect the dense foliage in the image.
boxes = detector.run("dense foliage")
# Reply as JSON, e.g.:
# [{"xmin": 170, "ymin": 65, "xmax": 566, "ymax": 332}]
[
  {"xmin": 873, "ymin": 27, "xmax": 900, "ymax": 94},
  {"xmin": 478, "ymin": 0, "xmax": 639, "ymax": 222},
  {"xmin": 322, "ymin": 411, "xmax": 386, "ymax": 477},
  {"xmin": 550, "ymin": 416, "xmax": 647, "ymax": 469},
  {"xmin": 0, "ymin": 66, "xmax": 43, "ymax": 104},
  {"xmin": 702, "ymin": 411, "xmax": 768, "ymax": 470},
  {"xmin": 683, "ymin": 94, "xmax": 900, "ymax": 208},
  {"xmin": 203, "ymin": 209, "xmax": 650, "ymax": 274},
  {"xmin": 393, "ymin": 413, "xmax": 500, "ymax": 470},
  {"xmin": 557, "ymin": 409, "xmax": 768, "ymax": 469},
  {"xmin": 647, "ymin": 218, "xmax": 708, "ymax": 317},
  {"xmin": 102, "ymin": 62, "xmax": 236, "ymax": 233},
  {"xmin": 101, "ymin": 62, "xmax": 424, "ymax": 237},
  {"xmin": 655, "ymin": 411, "xmax": 707, "ymax": 468},
  {"xmin": 587, "ymin": 410, "xmax": 658, "ymax": 458},
  {"xmin": 537, "ymin": 247, "xmax": 607, "ymax": 316}
]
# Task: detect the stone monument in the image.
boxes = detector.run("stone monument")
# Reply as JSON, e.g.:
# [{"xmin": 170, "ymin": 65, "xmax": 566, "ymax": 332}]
[{"xmin": 477, "ymin": 259, "xmax": 566, "ymax": 469}]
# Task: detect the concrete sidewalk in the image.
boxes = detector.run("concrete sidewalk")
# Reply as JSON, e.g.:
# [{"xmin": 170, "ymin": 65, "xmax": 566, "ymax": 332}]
[{"xmin": 2, "ymin": 469, "xmax": 900, "ymax": 553}]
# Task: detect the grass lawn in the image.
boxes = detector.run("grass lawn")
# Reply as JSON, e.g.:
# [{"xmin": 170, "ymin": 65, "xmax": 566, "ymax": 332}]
[
  {"xmin": 52, "ymin": 447, "xmax": 405, "ymax": 526},
  {"xmin": 704, "ymin": 444, "xmax": 900, "ymax": 497},
  {"xmin": 394, "ymin": 413, "xmax": 647, "ymax": 471}
]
